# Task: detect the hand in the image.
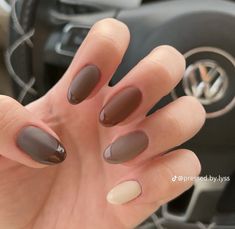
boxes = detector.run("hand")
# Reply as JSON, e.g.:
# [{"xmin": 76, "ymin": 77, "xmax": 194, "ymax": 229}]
[{"xmin": 0, "ymin": 19, "xmax": 205, "ymax": 229}]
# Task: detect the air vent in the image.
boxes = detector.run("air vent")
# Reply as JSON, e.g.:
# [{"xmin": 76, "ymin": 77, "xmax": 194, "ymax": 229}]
[
  {"xmin": 56, "ymin": 1, "xmax": 102, "ymax": 15},
  {"xmin": 142, "ymin": 0, "xmax": 157, "ymax": 4}
]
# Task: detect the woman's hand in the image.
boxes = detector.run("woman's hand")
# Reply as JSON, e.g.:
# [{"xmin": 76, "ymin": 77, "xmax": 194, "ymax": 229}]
[{"xmin": 0, "ymin": 19, "xmax": 205, "ymax": 229}]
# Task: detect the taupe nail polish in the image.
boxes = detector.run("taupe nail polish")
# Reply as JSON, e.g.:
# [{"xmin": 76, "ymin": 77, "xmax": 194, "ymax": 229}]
[
  {"xmin": 17, "ymin": 126, "xmax": 66, "ymax": 165},
  {"xmin": 104, "ymin": 131, "xmax": 149, "ymax": 164},
  {"xmin": 99, "ymin": 87, "xmax": 142, "ymax": 127},
  {"xmin": 68, "ymin": 65, "xmax": 100, "ymax": 104}
]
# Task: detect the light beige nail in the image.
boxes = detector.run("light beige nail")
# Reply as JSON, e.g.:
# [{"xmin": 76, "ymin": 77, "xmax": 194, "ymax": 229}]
[{"xmin": 106, "ymin": 180, "xmax": 142, "ymax": 205}]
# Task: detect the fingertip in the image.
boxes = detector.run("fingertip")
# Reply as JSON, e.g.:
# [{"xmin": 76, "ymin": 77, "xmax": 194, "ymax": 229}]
[
  {"xmin": 92, "ymin": 18, "xmax": 130, "ymax": 41},
  {"xmin": 91, "ymin": 18, "xmax": 130, "ymax": 57},
  {"xmin": 141, "ymin": 46, "xmax": 185, "ymax": 96},
  {"xmin": 178, "ymin": 96, "xmax": 206, "ymax": 128},
  {"xmin": 175, "ymin": 149, "xmax": 202, "ymax": 176}
]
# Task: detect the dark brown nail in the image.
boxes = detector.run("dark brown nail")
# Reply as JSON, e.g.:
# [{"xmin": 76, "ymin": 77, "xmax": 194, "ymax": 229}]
[
  {"xmin": 68, "ymin": 65, "xmax": 100, "ymax": 104},
  {"xmin": 17, "ymin": 126, "xmax": 66, "ymax": 165},
  {"xmin": 99, "ymin": 87, "xmax": 142, "ymax": 126},
  {"xmin": 104, "ymin": 131, "xmax": 149, "ymax": 163}
]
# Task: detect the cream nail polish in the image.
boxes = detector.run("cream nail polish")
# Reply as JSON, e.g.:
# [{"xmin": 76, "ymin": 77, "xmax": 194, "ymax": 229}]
[{"xmin": 106, "ymin": 180, "xmax": 142, "ymax": 205}]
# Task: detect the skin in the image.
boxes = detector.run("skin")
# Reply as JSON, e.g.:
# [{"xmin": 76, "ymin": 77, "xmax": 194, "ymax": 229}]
[{"xmin": 0, "ymin": 19, "xmax": 205, "ymax": 229}]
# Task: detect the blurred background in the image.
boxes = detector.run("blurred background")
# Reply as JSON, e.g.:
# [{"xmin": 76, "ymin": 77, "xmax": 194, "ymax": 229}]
[{"xmin": 0, "ymin": 0, "xmax": 12, "ymax": 95}]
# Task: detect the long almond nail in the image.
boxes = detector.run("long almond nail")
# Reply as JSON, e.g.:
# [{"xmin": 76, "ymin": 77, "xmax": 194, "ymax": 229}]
[
  {"xmin": 107, "ymin": 180, "xmax": 142, "ymax": 205},
  {"xmin": 104, "ymin": 131, "xmax": 149, "ymax": 164},
  {"xmin": 100, "ymin": 87, "xmax": 142, "ymax": 126},
  {"xmin": 68, "ymin": 65, "xmax": 100, "ymax": 104},
  {"xmin": 17, "ymin": 126, "xmax": 66, "ymax": 165}
]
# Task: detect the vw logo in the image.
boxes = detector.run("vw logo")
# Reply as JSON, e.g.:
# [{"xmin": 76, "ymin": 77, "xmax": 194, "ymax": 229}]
[
  {"xmin": 171, "ymin": 47, "xmax": 235, "ymax": 118},
  {"xmin": 182, "ymin": 60, "xmax": 228, "ymax": 105}
]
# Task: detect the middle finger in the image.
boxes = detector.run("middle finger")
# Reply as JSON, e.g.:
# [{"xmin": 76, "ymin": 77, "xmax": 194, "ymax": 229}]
[{"xmin": 99, "ymin": 45, "xmax": 186, "ymax": 127}]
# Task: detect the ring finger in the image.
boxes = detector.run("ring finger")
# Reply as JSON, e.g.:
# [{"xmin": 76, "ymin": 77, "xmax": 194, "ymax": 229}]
[{"xmin": 103, "ymin": 96, "xmax": 205, "ymax": 164}]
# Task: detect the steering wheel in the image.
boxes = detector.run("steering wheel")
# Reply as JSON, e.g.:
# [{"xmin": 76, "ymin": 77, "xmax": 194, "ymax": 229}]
[{"xmin": 7, "ymin": 0, "xmax": 235, "ymax": 228}]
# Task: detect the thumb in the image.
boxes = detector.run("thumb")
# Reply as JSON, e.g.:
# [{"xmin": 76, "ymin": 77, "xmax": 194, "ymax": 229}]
[{"xmin": 0, "ymin": 95, "xmax": 66, "ymax": 168}]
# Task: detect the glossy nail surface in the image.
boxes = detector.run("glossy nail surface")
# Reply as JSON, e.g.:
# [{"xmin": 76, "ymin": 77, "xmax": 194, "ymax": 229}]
[
  {"xmin": 68, "ymin": 65, "xmax": 100, "ymax": 104},
  {"xmin": 100, "ymin": 87, "xmax": 142, "ymax": 126},
  {"xmin": 104, "ymin": 131, "xmax": 149, "ymax": 164},
  {"xmin": 107, "ymin": 180, "xmax": 142, "ymax": 205},
  {"xmin": 17, "ymin": 126, "xmax": 66, "ymax": 165}
]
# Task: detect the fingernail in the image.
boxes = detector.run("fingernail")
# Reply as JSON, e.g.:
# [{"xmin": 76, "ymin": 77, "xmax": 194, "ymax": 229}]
[
  {"xmin": 107, "ymin": 180, "xmax": 142, "ymax": 205},
  {"xmin": 68, "ymin": 65, "xmax": 100, "ymax": 104},
  {"xmin": 99, "ymin": 87, "xmax": 142, "ymax": 127},
  {"xmin": 104, "ymin": 131, "xmax": 149, "ymax": 164},
  {"xmin": 17, "ymin": 126, "xmax": 66, "ymax": 165}
]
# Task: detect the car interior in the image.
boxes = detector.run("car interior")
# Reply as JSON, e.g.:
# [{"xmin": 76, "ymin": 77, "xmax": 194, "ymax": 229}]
[{"xmin": 0, "ymin": 0, "xmax": 235, "ymax": 228}]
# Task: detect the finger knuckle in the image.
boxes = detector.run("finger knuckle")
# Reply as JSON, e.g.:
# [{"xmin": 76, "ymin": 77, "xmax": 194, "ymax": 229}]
[
  {"xmin": 140, "ymin": 58, "xmax": 173, "ymax": 94},
  {"xmin": 164, "ymin": 109, "xmax": 185, "ymax": 140},
  {"xmin": 153, "ymin": 160, "xmax": 176, "ymax": 198},
  {"xmin": 0, "ymin": 96, "xmax": 21, "ymax": 131}
]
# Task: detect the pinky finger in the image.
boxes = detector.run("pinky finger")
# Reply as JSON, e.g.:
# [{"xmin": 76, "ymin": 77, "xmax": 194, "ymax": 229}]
[{"xmin": 106, "ymin": 149, "xmax": 201, "ymax": 228}]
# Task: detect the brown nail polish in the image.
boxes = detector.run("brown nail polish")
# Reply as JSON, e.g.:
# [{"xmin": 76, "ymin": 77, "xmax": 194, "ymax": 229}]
[
  {"xmin": 17, "ymin": 126, "xmax": 66, "ymax": 165},
  {"xmin": 100, "ymin": 87, "xmax": 142, "ymax": 126},
  {"xmin": 104, "ymin": 131, "xmax": 149, "ymax": 163},
  {"xmin": 68, "ymin": 65, "xmax": 100, "ymax": 104}
]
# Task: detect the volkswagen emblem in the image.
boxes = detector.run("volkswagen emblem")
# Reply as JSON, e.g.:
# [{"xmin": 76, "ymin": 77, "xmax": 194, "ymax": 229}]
[
  {"xmin": 182, "ymin": 60, "xmax": 228, "ymax": 105},
  {"xmin": 171, "ymin": 47, "xmax": 235, "ymax": 118}
]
